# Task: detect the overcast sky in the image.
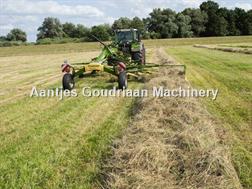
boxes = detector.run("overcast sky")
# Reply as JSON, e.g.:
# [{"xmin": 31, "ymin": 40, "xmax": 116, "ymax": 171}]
[{"xmin": 0, "ymin": 0, "xmax": 252, "ymax": 42}]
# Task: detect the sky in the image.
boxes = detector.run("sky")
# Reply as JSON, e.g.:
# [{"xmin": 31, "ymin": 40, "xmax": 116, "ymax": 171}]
[{"xmin": 0, "ymin": 0, "xmax": 252, "ymax": 42}]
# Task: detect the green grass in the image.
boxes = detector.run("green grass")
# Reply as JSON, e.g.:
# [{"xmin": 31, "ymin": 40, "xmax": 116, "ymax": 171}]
[
  {"xmin": 0, "ymin": 42, "xmax": 100, "ymax": 57},
  {"xmin": 218, "ymin": 43, "xmax": 252, "ymax": 48},
  {"xmin": 1, "ymin": 36, "xmax": 252, "ymax": 57},
  {"xmin": 167, "ymin": 46, "xmax": 252, "ymax": 188},
  {"xmin": 1, "ymin": 37, "xmax": 252, "ymax": 188},
  {"xmin": 0, "ymin": 47, "xmax": 148, "ymax": 188},
  {"xmin": 144, "ymin": 35, "xmax": 252, "ymax": 47},
  {"xmin": 0, "ymin": 74, "xmax": 140, "ymax": 188}
]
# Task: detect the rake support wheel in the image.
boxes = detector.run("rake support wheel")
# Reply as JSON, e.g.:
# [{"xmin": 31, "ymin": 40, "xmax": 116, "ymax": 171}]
[{"xmin": 63, "ymin": 73, "xmax": 75, "ymax": 90}]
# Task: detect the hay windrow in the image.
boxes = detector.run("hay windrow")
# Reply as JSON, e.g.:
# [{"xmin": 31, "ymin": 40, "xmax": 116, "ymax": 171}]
[
  {"xmin": 194, "ymin": 44, "xmax": 252, "ymax": 55},
  {"xmin": 101, "ymin": 48, "xmax": 241, "ymax": 189}
]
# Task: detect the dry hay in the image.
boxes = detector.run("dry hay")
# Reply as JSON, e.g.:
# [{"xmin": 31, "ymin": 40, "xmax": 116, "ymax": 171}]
[
  {"xmin": 0, "ymin": 51, "xmax": 99, "ymax": 104},
  {"xmin": 194, "ymin": 44, "xmax": 252, "ymax": 55},
  {"xmin": 101, "ymin": 49, "xmax": 241, "ymax": 189}
]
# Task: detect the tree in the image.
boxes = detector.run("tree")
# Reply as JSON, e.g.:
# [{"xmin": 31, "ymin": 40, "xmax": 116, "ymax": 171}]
[
  {"xmin": 215, "ymin": 16, "xmax": 228, "ymax": 36},
  {"xmin": 200, "ymin": 1, "xmax": 229, "ymax": 36},
  {"xmin": 6, "ymin": 28, "xmax": 27, "ymax": 42},
  {"xmin": 131, "ymin": 17, "xmax": 145, "ymax": 33},
  {"xmin": 0, "ymin": 36, "xmax": 7, "ymax": 41},
  {"xmin": 200, "ymin": 0, "xmax": 219, "ymax": 36},
  {"xmin": 90, "ymin": 24, "xmax": 111, "ymax": 41},
  {"xmin": 37, "ymin": 17, "xmax": 65, "ymax": 40},
  {"xmin": 102, "ymin": 23, "xmax": 113, "ymax": 37},
  {"xmin": 112, "ymin": 17, "xmax": 132, "ymax": 30},
  {"xmin": 182, "ymin": 8, "xmax": 208, "ymax": 36},
  {"xmin": 147, "ymin": 8, "xmax": 178, "ymax": 38},
  {"xmin": 63, "ymin": 22, "xmax": 76, "ymax": 38},
  {"xmin": 247, "ymin": 10, "xmax": 252, "ymax": 35},
  {"xmin": 112, "ymin": 17, "xmax": 147, "ymax": 38},
  {"xmin": 234, "ymin": 8, "xmax": 248, "ymax": 35},
  {"xmin": 218, "ymin": 8, "xmax": 240, "ymax": 36},
  {"xmin": 176, "ymin": 13, "xmax": 193, "ymax": 38},
  {"xmin": 73, "ymin": 24, "xmax": 89, "ymax": 38}
]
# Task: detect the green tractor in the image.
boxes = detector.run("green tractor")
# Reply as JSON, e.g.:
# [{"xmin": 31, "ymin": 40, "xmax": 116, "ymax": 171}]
[
  {"xmin": 114, "ymin": 29, "xmax": 146, "ymax": 65},
  {"xmin": 61, "ymin": 28, "xmax": 146, "ymax": 90},
  {"xmin": 61, "ymin": 28, "xmax": 185, "ymax": 90}
]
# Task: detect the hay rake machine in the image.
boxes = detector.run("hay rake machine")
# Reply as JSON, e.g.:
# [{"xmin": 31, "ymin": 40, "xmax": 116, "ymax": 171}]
[{"xmin": 61, "ymin": 29, "xmax": 185, "ymax": 90}]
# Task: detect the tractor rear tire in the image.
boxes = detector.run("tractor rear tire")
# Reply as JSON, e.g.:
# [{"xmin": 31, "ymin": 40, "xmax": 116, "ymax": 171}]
[
  {"xmin": 132, "ymin": 52, "xmax": 142, "ymax": 62},
  {"xmin": 63, "ymin": 73, "xmax": 75, "ymax": 90},
  {"xmin": 132, "ymin": 50, "xmax": 145, "ymax": 65},
  {"xmin": 142, "ymin": 48, "xmax": 146, "ymax": 65},
  {"xmin": 118, "ymin": 71, "xmax": 127, "ymax": 90}
]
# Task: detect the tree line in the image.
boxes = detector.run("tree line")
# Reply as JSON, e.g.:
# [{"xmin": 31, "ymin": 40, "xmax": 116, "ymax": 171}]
[{"xmin": 1, "ymin": 0, "xmax": 252, "ymax": 44}]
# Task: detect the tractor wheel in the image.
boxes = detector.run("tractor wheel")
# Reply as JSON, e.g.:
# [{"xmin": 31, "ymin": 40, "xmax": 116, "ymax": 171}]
[
  {"xmin": 62, "ymin": 73, "xmax": 75, "ymax": 90},
  {"xmin": 132, "ymin": 52, "xmax": 142, "ymax": 62},
  {"xmin": 142, "ymin": 48, "xmax": 146, "ymax": 65},
  {"xmin": 132, "ymin": 51, "xmax": 145, "ymax": 65},
  {"xmin": 118, "ymin": 71, "xmax": 127, "ymax": 90}
]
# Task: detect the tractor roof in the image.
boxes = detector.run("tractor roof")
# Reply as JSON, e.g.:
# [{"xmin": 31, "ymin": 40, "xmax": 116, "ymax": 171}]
[{"xmin": 116, "ymin": 29, "xmax": 137, "ymax": 32}]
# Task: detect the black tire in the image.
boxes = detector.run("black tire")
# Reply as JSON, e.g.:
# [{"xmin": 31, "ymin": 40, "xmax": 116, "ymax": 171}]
[
  {"xmin": 62, "ymin": 73, "xmax": 75, "ymax": 90},
  {"xmin": 132, "ymin": 51, "xmax": 145, "ymax": 65},
  {"xmin": 132, "ymin": 52, "xmax": 142, "ymax": 62},
  {"xmin": 142, "ymin": 48, "xmax": 146, "ymax": 65},
  {"xmin": 118, "ymin": 71, "xmax": 127, "ymax": 90}
]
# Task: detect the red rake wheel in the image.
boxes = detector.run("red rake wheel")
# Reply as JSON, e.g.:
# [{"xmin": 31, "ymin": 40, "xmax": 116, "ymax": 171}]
[
  {"xmin": 117, "ymin": 62, "xmax": 127, "ymax": 90},
  {"xmin": 118, "ymin": 71, "xmax": 127, "ymax": 90}
]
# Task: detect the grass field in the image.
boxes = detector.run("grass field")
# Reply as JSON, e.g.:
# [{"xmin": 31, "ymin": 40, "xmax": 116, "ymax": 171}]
[
  {"xmin": 167, "ymin": 46, "xmax": 252, "ymax": 188},
  {"xmin": 0, "ymin": 50, "xmax": 144, "ymax": 188},
  {"xmin": 1, "ymin": 36, "xmax": 252, "ymax": 57},
  {"xmin": 0, "ymin": 36, "xmax": 252, "ymax": 188}
]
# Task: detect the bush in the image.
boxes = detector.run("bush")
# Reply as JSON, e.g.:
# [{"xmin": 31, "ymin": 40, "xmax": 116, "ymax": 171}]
[
  {"xmin": 0, "ymin": 41, "xmax": 27, "ymax": 47},
  {"xmin": 36, "ymin": 38, "xmax": 82, "ymax": 45}
]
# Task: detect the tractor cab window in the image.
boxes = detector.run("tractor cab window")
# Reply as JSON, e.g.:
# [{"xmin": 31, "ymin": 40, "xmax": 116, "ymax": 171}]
[{"xmin": 116, "ymin": 31, "xmax": 138, "ymax": 43}]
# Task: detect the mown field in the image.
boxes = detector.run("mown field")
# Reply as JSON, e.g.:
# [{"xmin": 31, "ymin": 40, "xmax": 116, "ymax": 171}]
[
  {"xmin": 0, "ymin": 49, "xmax": 145, "ymax": 188},
  {"xmin": 167, "ymin": 45, "xmax": 252, "ymax": 188},
  {"xmin": 1, "ymin": 35, "xmax": 252, "ymax": 57},
  {"xmin": 0, "ymin": 36, "xmax": 252, "ymax": 188}
]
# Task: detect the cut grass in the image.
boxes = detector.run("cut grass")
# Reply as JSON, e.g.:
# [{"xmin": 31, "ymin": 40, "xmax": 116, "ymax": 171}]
[
  {"xmin": 1, "ymin": 37, "xmax": 251, "ymax": 188},
  {"xmin": 145, "ymin": 36, "xmax": 252, "ymax": 48},
  {"xmin": 167, "ymin": 46, "xmax": 252, "ymax": 188},
  {"xmin": 194, "ymin": 44, "xmax": 252, "ymax": 54},
  {"xmin": 0, "ymin": 42, "xmax": 100, "ymax": 57},
  {"xmin": 218, "ymin": 43, "xmax": 252, "ymax": 48},
  {"xmin": 105, "ymin": 49, "xmax": 242, "ymax": 189},
  {"xmin": 1, "ymin": 36, "xmax": 252, "ymax": 57},
  {"xmin": 0, "ymin": 76, "xmax": 140, "ymax": 188},
  {"xmin": 0, "ymin": 46, "xmax": 146, "ymax": 188},
  {"xmin": 0, "ymin": 51, "xmax": 98, "ymax": 103},
  {"xmin": 0, "ymin": 97, "xmax": 134, "ymax": 188}
]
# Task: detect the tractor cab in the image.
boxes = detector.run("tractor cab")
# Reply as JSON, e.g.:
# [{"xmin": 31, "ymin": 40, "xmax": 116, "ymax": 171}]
[
  {"xmin": 115, "ymin": 29, "xmax": 140, "ymax": 44},
  {"xmin": 114, "ymin": 29, "xmax": 142, "ymax": 55}
]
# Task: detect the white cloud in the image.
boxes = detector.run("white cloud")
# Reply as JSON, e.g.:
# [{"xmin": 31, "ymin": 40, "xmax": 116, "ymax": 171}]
[
  {"xmin": 0, "ymin": 0, "xmax": 106, "ymax": 40},
  {"xmin": 0, "ymin": 15, "xmax": 38, "ymax": 35},
  {"xmin": 181, "ymin": 0, "xmax": 202, "ymax": 7},
  {"xmin": 0, "ymin": 24, "xmax": 14, "ymax": 31},
  {"xmin": 235, "ymin": 3, "xmax": 252, "ymax": 11},
  {"xmin": 109, "ymin": 0, "xmax": 203, "ymax": 18},
  {"xmin": 0, "ymin": 15, "xmax": 38, "ymax": 25},
  {"xmin": 2, "ymin": 0, "xmax": 104, "ymax": 17}
]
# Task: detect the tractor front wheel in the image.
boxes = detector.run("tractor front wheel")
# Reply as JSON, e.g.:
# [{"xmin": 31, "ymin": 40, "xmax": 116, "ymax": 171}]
[
  {"xmin": 118, "ymin": 71, "xmax": 127, "ymax": 90},
  {"xmin": 63, "ymin": 73, "xmax": 75, "ymax": 90}
]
